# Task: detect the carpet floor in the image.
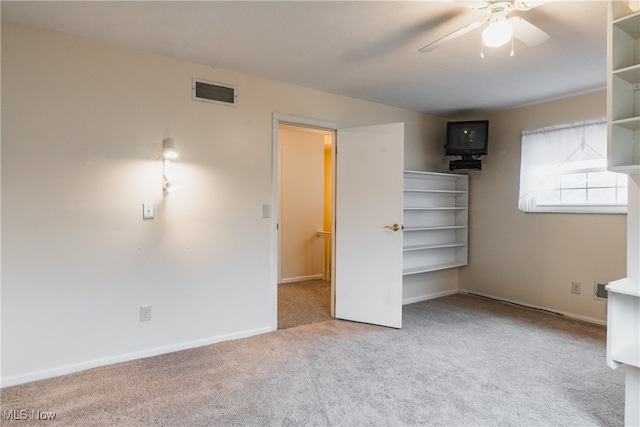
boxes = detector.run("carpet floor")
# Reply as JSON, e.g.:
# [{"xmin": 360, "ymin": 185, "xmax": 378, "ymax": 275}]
[
  {"xmin": 278, "ymin": 280, "xmax": 331, "ymax": 329},
  {"xmin": 0, "ymin": 294, "xmax": 625, "ymax": 426}
]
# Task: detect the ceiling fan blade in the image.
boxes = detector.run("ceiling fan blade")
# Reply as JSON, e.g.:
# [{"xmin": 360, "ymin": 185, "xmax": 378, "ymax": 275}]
[
  {"xmin": 419, "ymin": 19, "xmax": 486, "ymax": 53},
  {"xmin": 509, "ymin": 16, "xmax": 550, "ymax": 47},
  {"xmin": 451, "ymin": 0, "xmax": 490, "ymax": 10}
]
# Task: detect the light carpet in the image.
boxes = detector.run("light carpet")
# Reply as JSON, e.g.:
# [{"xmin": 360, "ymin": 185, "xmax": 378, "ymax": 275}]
[
  {"xmin": 278, "ymin": 280, "xmax": 331, "ymax": 329},
  {"xmin": 0, "ymin": 294, "xmax": 625, "ymax": 426}
]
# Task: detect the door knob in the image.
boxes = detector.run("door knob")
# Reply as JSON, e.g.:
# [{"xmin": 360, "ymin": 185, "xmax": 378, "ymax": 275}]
[{"xmin": 384, "ymin": 224, "xmax": 400, "ymax": 232}]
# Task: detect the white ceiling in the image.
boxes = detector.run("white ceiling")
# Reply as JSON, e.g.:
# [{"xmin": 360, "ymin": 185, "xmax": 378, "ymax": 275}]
[{"xmin": 1, "ymin": 0, "xmax": 608, "ymax": 118}]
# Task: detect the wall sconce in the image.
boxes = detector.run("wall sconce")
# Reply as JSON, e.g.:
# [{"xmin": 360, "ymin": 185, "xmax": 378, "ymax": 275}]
[
  {"xmin": 162, "ymin": 138, "xmax": 180, "ymax": 193},
  {"xmin": 163, "ymin": 138, "xmax": 179, "ymax": 159}
]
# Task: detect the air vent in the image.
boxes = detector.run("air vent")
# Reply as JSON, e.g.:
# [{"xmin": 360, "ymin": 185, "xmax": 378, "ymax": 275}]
[
  {"xmin": 594, "ymin": 282, "xmax": 608, "ymax": 301},
  {"xmin": 192, "ymin": 78, "xmax": 237, "ymax": 107}
]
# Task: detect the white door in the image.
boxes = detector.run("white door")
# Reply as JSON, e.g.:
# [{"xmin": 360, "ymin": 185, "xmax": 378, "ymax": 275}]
[{"xmin": 334, "ymin": 122, "xmax": 404, "ymax": 328}]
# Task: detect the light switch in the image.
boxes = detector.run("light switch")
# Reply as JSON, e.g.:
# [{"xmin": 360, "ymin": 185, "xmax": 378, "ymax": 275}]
[
  {"xmin": 262, "ymin": 204, "xmax": 271, "ymax": 219},
  {"xmin": 143, "ymin": 203, "xmax": 154, "ymax": 219}
]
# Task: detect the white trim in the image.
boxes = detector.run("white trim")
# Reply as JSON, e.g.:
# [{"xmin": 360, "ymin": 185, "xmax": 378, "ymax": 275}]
[
  {"xmin": 0, "ymin": 326, "xmax": 272, "ymax": 388},
  {"xmin": 457, "ymin": 289, "xmax": 607, "ymax": 326},
  {"xmin": 402, "ymin": 289, "xmax": 458, "ymax": 305},
  {"xmin": 525, "ymin": 205, "xmax": 627, "ymax": 214},
  {"xmin": 279, "ymin": 274, "xmax": 324, "ymax": 284}
]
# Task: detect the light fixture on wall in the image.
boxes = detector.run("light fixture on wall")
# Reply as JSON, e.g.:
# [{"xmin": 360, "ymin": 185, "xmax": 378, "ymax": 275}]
[
  {"xmin": 164, "ymin": 179, "xmax": 180, "ymax": 193},
  {"xmin": 162, "ymin": 138, "xmax": 180, "ymax": 193},
  {"xmin": 163, "ymin": 138, "xmax": 179, "ymax": 159}
]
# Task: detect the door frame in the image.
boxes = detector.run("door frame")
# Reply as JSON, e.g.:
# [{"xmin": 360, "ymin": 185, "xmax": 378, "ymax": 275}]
[{"xmin": 271, "ymin": 113, "xmax": 340, "ymax": 331}]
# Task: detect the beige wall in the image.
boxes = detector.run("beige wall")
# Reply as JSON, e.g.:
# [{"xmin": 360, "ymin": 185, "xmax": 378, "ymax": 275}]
[
  {"xmin": 278, "ymin": 126, "xmax": 325, "ymax": 282},
  {"xmin": 0, "ymin": 24, "xmax": 448, "ymax": 385},
  {"xmin": 459, "ymin": 90, "xmax": 627, "ymax": 323}
]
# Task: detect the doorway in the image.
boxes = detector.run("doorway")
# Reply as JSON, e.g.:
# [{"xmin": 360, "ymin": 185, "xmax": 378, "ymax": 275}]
[
  {"xmin": 277, "ymin": 123, "xmax": 334, "ymax": 329},
  {"xmin": 271, "ymin": 114, "xmax": 405, "ymax": 331}
]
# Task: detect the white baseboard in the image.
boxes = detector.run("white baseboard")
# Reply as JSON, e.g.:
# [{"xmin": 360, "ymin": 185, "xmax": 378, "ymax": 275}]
[
  {"xmin": 457, "ymin": 289, "xmax": 606, "ymax": 326},
  {"xmin": 1, "ymin": 326, "xmax": 273, "ymax": 388},
  {"xmin": 402, "ymin": 289, "xmax": 458, "ymax": 305},
  {"xmin": 279, "ymin": 274, "xmax": 323, "ymax": 284}
]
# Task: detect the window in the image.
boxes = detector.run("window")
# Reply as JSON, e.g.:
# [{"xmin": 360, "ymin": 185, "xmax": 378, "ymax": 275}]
[{"xmin": 518, "ymin": 119, "xmax": 628, "ymax": 214}]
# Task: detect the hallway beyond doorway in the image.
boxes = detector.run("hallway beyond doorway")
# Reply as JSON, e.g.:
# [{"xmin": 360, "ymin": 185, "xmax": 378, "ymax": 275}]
[{"xmin": 277, "ymin": 280, "xmax": 331, "ymax": 329}]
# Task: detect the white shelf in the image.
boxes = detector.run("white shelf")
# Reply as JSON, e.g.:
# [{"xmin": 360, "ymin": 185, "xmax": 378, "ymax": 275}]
[
  {"xmin": 606, "ymin": 279, "xmax": 640, "ymax": 368},
  {"xmin": 404, "ymin": 170, "xmax": 465, "ymax": 178},
  {"xmin": 609, "ymin": 5, "xmax": 640, "ymax": 174},
  {"xmin": 613, "ymin": 64, "xmax": 640, "ymax": 85},
  {"xmin": 404, "ymin": 207, "xmax": 467, "ymax": 212},
  {"xmin": 612, "ymin": 117, "xmax": 640, "ymax": 131},
  {"xmin": 613, "ymin": 9, "xmax": 640, "ymax": 39},
  {"xmin": 403, "ymin": 243, "xmax": 466, "ymax": 252},
  {"xmin": 612, "ymin": 344, "xmax": 640, "ymax": 367},
  {"xmin": 404, "ymin": 225, "xmax": 466, "ymax": 232},
  {"xmin": 607, "ymin": 277, "xmax": 640, "ymax": 297},
  {"xmin": 403, "ymin": 262, "xmax": 467, "ymax": 275},
  {"xmin": 404, "ymin": 189, "xmax": 467, "ymax": 195},
  {"xmin": 402, "ymin": 171, "xmax": 468, "ymax": 276}
]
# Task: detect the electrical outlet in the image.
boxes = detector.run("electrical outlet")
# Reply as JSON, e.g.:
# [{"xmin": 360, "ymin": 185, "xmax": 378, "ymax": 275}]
[
  {"xmin": 571, "ymin": 281, "xmax": 581, "ymax": 295},
  {"xmin": 140, "ymin": 305, "xmax": 152, "ymax": 322}
]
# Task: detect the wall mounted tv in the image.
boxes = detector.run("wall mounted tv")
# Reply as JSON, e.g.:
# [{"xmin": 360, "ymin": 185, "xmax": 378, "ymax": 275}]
[{"xmin": 445, "ymin": 120, "xmax": 489, "ymax": 157}]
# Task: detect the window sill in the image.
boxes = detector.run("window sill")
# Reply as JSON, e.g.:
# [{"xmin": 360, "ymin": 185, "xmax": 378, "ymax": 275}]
[{"xmin": 524, "ymin": 205, "xmax": 627, "ymax": 214}]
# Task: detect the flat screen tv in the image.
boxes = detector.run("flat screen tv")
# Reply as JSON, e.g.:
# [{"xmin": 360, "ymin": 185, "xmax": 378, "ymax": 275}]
[{"xmin": 445, "ymin": 120, "xmax": 489, "ymax": 157}]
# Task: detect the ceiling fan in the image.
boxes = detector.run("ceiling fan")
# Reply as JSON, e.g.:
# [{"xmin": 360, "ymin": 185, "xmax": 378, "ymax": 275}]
[{"xmin": 419, "ymin": 0, "xmax": 551, "ymax": 56}]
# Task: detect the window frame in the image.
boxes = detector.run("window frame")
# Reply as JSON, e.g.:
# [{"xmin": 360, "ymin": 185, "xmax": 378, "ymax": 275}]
[
  {"xmin": 518, "ymin": 119, "xmax": 628, "ymax": 215},
  {"xmin": 529, "ymin": 166, "xmax": 628, "ymax": 214}
]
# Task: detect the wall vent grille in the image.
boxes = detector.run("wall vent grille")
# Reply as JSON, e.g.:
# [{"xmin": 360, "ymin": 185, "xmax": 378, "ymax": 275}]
[
  {"xmin": 594, "ymin": 282, "xmax": 608, "ymax": 301},
  {"xmin": 192, "ymin": 78, "xmax": 237, "ymax": 107}
]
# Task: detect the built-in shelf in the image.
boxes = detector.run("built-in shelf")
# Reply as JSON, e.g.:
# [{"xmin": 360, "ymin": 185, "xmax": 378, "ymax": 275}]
[
  {"xmin": 403, "ymin": 262, "xmax": 467, "ymax": 276},
  {"xmin": 607, "ymin": 6, "xmax": 640, "ymax": 425},
  {"xmin": 609, "ymin": 164, "xmax": 640, "ymax": 173},
  {"xmin": 402, "ymin": 171, "xmax": 468, "ymax": 275},
  {"xmin": 404, "ymin": 189, "xmax": 467, "ymax": 195},
  {"xmin": 404, "ymin": 225, "xmax": 466, "ymax": 231},
  {"xmin": 607, "ymin": 277, "xmax": 640, "ymax": 297},
  {"xmin": 404, "ymin": 207, "xmax": 467, "ymax": 211},
  {"xmin": 613, "ymin": 9, "xmax": 640, "ymax": 39},
  {"xmin": 607, "ymin": 283, "xmax": 640, "ymax": 370},
  {"xmin": 609, "ymin": 6, "xmax": 640, "ymax": 174},
  {"xmin": 612, "ymin": 344, "xmax": 640, "ymax": 367},
  {"xmin": 606, "ymin": 278, "xmax": 640, "ymax": 368},
  {"xmin": 613, "ymin": 117, "xmax": 640, "ymax": 131},
  {"xmin": 403, "ymin": 243, "xmax": 466, "ymax": 252},
  {"xmin": 613, "ymin": 64, "xmax": 640, "ymax": 85}
]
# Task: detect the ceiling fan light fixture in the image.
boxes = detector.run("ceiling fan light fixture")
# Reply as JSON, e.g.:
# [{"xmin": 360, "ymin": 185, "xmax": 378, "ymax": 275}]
[{"xmin": 482, "ymin": 20, "xmax": 513, "ymax": 47}]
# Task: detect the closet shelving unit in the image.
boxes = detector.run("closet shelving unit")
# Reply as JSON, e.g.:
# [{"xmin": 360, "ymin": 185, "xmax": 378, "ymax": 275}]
[
  {"xmin": 402, "ymin": 171, "xmax": 468, "ymax": 275},
  {"xmin": 607, "ymin": 278, "xmax": 640, "ymax": 369},
  {"xmin": 606, "ymin": 2, "xmax": 640, "ymax": 426},
  {"xmin": 608, "ymin": 6, "xmax": 640, "ymax": 173}
]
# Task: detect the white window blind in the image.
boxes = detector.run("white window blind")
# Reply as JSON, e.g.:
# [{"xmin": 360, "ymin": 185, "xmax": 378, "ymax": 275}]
[{"xmin": 518, "ymin": 119, "xmax": 627, "ymax": 214}]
